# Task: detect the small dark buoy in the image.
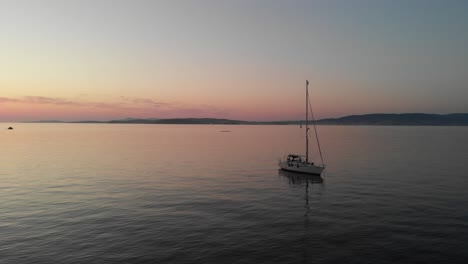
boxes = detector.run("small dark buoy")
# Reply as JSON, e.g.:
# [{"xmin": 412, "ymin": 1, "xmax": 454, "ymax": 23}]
[{"xmin": 7, "ymin": 127, "xmax": 13, "ymax": 130}]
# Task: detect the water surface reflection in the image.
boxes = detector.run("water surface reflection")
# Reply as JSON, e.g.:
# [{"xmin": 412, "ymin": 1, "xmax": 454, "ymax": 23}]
[
  {"xmin": 278, "ymin": 170, "xmax": 325, "ymax": 263},
  {"xmin": 279, "ymin": 170, "xmax": 324, "ymax": 185}
]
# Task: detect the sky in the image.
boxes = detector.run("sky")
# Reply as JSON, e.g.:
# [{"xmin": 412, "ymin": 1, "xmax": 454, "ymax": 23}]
[{"xmin": 1, "ymin": 0, "xmax": 467, "ymax": 121}]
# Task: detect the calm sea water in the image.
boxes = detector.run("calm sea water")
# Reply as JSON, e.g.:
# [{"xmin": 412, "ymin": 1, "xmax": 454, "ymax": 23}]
[{"xmin": 1, "ymin": 124, "xmax": 467, "ymax": 263}]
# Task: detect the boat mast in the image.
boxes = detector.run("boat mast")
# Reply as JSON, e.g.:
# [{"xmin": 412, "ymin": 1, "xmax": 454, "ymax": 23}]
[
  {"xmin": 305, "ymin": 80, "xmax": 309, "ymax": 163},
  {"xmin": 308, "ymin": 81, "xmax": 325, "ymax": 167}
]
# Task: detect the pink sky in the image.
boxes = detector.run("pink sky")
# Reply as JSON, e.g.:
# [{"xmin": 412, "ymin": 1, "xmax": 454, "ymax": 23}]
[{"xmin": 1, "ymin": 1, "xmax": 467, "ymax": 122}]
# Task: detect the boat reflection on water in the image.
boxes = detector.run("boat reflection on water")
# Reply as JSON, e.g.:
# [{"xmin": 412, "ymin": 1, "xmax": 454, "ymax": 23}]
[
  {"xmin": 278, "ymin": 169, "xmax": 324, "ymax": 263},
  {"xmin": 278, "ymin": 169, "xmax": 324, "ymax": 185}
]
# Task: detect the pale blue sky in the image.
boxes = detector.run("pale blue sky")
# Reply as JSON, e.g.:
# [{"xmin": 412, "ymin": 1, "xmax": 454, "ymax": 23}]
[{"xmin": 1, "ymin": 0, "xmax": 467, "ymax": 121}]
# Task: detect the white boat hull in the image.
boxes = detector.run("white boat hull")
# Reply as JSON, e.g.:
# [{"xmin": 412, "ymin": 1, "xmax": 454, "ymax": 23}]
[{"xmin": 279, "ymin": 161, "xmax": 325, "ymax": 175}]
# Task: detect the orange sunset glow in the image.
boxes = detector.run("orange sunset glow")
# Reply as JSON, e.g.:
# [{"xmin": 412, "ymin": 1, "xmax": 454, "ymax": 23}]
[{"xmin": 1, "ymin": 1, "xmax": 467, "ymax": 122}]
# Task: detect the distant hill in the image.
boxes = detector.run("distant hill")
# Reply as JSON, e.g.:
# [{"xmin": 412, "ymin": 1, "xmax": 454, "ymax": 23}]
[
  {"xmin": 30, "ymin": 120, "xmax": 66, "ymax": 123},
  {"xmin": 106, "ymin": 118, "xmax": 300, "ymax": 125},
  {"xmin": 108, "ymin": 118, "xmax": 245, "ymax": 124},
  {"xmin": 25, "ymin": 113, "xmax": 468, "ymax": 125},
  {"xmin": 106, "ymin": 114, "xmax": 468, "ymax": 125},
  {"xmin": 316, "ymin": 113, "xmax": 468, "ymax": 126}
]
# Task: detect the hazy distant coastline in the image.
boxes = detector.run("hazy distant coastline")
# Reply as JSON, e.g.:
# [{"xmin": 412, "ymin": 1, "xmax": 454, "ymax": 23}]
[
  {"xmin": 25, "ymin": 113, "xmax": 468, "ymax": 126},
  {"xmin": 316, "ymin": 113, "xmax": 468, "ymax": 126}
]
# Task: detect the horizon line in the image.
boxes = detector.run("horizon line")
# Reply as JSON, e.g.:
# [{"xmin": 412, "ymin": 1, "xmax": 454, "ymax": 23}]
[{"xmin": 2, "ymin": 112, "xmax": 468, "ymax": 124}]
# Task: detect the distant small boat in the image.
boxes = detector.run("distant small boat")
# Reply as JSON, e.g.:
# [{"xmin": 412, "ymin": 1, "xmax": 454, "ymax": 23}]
[
  {"xmin": 7, "ymin": 127, "xmax": 13, "ymax": 130},
  {"xmin": 278, "ymin": 80, "xmax": 325, "ymax": 175},
  {"xmin": 220, "ymin": 130, "xmax": 231, "ymax": 132}
]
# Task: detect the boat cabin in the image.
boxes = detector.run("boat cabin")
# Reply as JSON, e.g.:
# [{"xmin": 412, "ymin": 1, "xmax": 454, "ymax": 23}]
[
  {"xmin": 285, "ymin": 154, "xmax": 314, "ymax": 165},
  {"xmin": 287, "ymin": 154, "xmax": 304, "ymax": 163}
]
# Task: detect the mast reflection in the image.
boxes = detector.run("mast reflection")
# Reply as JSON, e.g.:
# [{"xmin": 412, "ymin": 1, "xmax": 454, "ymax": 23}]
[{"xmin": 278, "ymin": 170, "xmax": 324, "ymax": 263}]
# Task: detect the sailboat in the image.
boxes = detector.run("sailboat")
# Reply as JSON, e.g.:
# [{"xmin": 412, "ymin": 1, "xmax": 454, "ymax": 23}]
[{"xmin": 278, "ymin": 80, "xmax": 325, "ymax": 175}]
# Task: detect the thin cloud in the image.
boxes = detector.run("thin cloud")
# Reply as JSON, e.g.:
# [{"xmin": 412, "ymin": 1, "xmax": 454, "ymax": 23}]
[
  {"xmin": 119, "ymin": 96, "xmax": 168, "ymax": 107},
  {"xmin": 2, "ymin": 96, "xmax": 125, "ymax": 109},
  {"xmin": 0, "ymin": 95, "xmax": 231, "ymax": 119},
  {"xmin": 24, "ymin": 96, "xmax": 80, "ymax": 106},
  {"xmin": 0, "ymin": 97, "xmax": 19, "ymax": 103}
]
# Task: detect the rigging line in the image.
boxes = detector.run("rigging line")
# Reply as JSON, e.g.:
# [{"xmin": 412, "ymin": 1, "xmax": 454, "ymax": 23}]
[{"xmin": 308, "ymin": 92, "xmax": 325, "ymax": 166}]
